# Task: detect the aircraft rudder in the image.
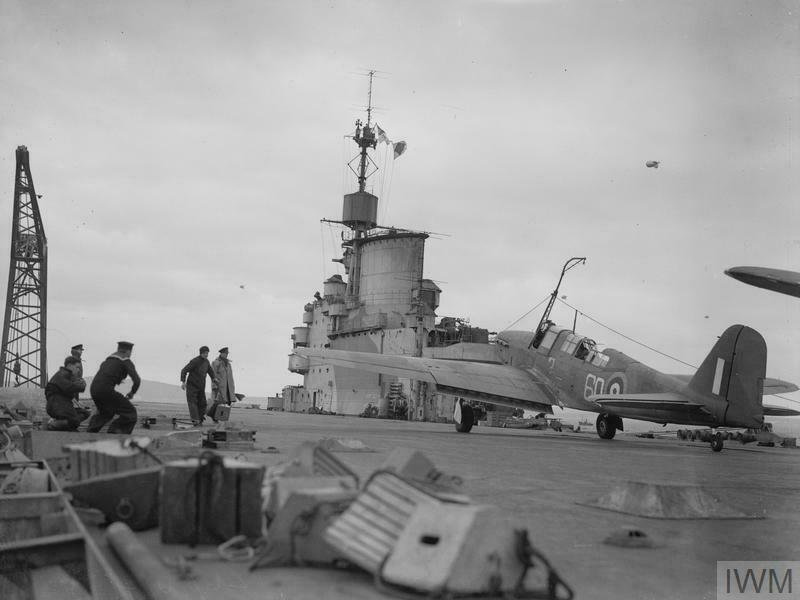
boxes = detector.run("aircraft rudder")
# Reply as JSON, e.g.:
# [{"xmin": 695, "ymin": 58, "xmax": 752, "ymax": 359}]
[{"xmin": 688, "ymin": 324, "xmax": 766, "ymax": 427}]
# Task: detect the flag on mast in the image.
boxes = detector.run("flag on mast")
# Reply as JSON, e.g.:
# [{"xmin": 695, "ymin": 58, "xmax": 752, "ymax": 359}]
[
  {"xmin": 393, "ymin": 141, "xmax": 407, "ymax": 159},
  {"xmin": 375, "ymin": 123, "xmax": 391, "ymax": 145}
]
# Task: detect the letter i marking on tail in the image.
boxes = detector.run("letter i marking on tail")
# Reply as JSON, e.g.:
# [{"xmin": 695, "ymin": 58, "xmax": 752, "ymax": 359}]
[{"xmin": 712, "ymin": 358, "xmax": 725, "ymax": 396}]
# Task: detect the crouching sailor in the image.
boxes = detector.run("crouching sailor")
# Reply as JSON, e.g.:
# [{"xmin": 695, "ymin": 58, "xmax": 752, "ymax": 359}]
[
  {"xmin": 87, "ymin": 341, "xmax": 141, "ymax": 434},
  {"xmin": 45, "ymin": 356, "xmax": 90, "ymax": 431}
]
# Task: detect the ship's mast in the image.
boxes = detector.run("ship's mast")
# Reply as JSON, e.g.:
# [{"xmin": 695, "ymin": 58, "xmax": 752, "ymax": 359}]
[
  {"xmin": 355, "ymin": 70, "xmax": 377, "ymax": 194},
  {"xmin": 343, "ymin": 72, "xmax": 381, "ymax": 301}
]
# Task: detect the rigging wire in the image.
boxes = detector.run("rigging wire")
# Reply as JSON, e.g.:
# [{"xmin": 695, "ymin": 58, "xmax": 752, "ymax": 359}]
[
  {"xmin": 319, "ymin": 221, "xmax": 328, "ymax": 282},
  {"xmin": 555, "ymin": 297, "xmax": 697, "ymax": 369},
  {"xmin": 502, "ymin": 296, "xmax": 551, "ymax": 331},
  {"xmin": 328, "ymin": 223, "xmax": 344, "ymax": 275},
  {"xmin": 379, "ymin": 142, "xmax": 393, "ymax": 223},
  {"xmin": 772, "ymin": 394, "xmax": 800, "ymax": 406},
  {"xmin": 384, "ymin": 143, "xmax": 396, "ymax": 223}
]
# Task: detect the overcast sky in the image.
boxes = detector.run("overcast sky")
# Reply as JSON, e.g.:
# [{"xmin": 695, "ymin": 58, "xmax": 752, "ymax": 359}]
[{"xmin": 1, "ymin": 1, "xmax": 798, "ymax": 409}]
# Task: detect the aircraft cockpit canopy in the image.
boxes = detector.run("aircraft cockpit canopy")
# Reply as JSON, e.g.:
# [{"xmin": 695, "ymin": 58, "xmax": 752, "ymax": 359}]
[
  {"xmin": 537, "ymin": 324, "xmax": 566, "ymax": 350},
  {"xmin": 560, "ymin": 332, "xmax": 610, "ymax": 367}
]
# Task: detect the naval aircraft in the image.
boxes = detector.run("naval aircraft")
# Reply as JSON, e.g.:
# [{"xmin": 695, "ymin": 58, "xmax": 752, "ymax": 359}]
[
  {"xmin": 725, "ymin": 266, "xmax": 800, "ymax": 298},
  {"xmin": 294, "ymin": 260, "xmax": 799, "ymax": 451},
  {"xmin": 295, "ymin": 321, "xmax": 798, "ymax": 451}
]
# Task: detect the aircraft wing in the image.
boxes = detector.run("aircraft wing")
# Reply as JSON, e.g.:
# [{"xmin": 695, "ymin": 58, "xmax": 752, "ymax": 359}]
[
  {"xmin": 762, "ymin": 378, "xmax": 800, "ymax": 395},
  {"xmin": 668, "ymin": 375, "xmax": 799, "ymax": 395},
  {"xmin": 725, "ymin": 266, "xmax": 800, "ymax": 298},
  {"xmin": 590, "ymin": 392, "xmax": 712, "ymax": 420},
  {"xmin": 762, "ymin": 404, "xmax": 800, "ymax": 417},
  {"xmin": 293, "ymin": 348, "xmax": 556, "ymax": 413}
]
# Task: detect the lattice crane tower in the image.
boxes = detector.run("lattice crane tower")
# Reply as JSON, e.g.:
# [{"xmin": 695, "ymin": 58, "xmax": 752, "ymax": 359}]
[{"xmin": 1, "ymin": 146, "xmax": 48, "ymax": 387}]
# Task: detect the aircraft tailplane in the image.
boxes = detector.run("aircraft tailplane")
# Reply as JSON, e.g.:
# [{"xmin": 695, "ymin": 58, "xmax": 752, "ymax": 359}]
[{"xmin": 687, "ymin": 324, "xmax": 766, "ymax": 428}]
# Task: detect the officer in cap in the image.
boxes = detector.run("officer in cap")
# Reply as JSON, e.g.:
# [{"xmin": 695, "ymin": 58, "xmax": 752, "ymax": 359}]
[
  {"xmin": 207, "ymin": 347, "xmax": 237, "ymax": 423},
  {"xmin": 68, "ymin": 344, "xmax": 85, "ymax": 403},
  {"xmin": 87, "ymin": 341, "xmax": 141, "ymax": 434}
]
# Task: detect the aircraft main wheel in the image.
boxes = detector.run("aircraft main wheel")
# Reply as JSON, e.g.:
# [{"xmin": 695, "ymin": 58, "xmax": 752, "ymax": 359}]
[
  {"xmin": 596, "ymin": 413, "xmax": 616, "ymax": 439},
  {"xmin": 711, "ymin": 432, "xmax": 724, "ymax": 452},
  {"xmin": 455, "ymin": 403, "xmax": 474, "ymax": 433}
]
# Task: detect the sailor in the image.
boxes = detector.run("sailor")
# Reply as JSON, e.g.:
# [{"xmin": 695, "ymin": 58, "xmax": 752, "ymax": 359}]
[
  {"xmin": 44, "ymin": 356, "xmax": 90, "ymax": 431},
  {"xmin": 180, "ymin": 345, "xmax": 217, "ymax": 427},
  {"xmin": 87, "ymin": 341, "xmax": 141, "ymax": 434},
  {"xmin": 12, "ymin": 354, "xmax": 21, "ymax": 385}
]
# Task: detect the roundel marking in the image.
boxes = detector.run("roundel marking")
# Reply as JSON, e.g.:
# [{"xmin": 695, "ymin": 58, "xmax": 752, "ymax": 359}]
[{"xmin": 606, "ymin": 375, "xmax": 625, "ymax": 395}]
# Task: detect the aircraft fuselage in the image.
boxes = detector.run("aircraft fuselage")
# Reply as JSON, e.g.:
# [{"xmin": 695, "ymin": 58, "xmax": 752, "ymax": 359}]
[{"xmin": 495, "ymin": 327, "xmax": 754, "ymax": 428}]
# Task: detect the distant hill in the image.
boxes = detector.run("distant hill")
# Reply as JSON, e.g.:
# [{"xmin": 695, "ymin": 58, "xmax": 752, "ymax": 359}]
[
  {"xmin": 0, "ymin": 379, "xmax": 188, "ymax": 408},
  {"xmin": 82, "ymin": 377, "xmax": 195, "ymax": 404},
  {"xmin": 2, "ymin": 378, "xmax": 251, "ymax": 409},
  {"xmin": 83, "ymin": 378, "xmax": 252, "ymax": 404}
]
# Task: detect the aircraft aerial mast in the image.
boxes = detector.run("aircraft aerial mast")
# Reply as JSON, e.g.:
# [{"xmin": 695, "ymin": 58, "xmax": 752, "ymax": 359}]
[
  {"xmin": 1, "ymin": 146, "xmax": 48, "ymax": 387},
  {"xmin": 530, "ymin": 256, "xmax": 585, "ymax": 348}
]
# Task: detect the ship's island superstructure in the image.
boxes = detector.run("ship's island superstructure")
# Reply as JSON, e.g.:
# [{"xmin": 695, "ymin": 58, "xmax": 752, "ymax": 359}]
[{"xmin": 285, "ymin": 74, "xmax": 492, "ymax": 421}]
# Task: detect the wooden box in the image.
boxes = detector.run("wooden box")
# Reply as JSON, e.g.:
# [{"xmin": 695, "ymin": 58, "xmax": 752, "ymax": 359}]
[
  {"xmin": 63, "ymin": 439, "xmax": 159, "ymax": 482},
  {"xmin": 159, "ymin": 454, "xmax": 265, "ymax": 545},
  {"xmin": 64, "ymin": 466, "xmax": 162, "ymax": 531}
]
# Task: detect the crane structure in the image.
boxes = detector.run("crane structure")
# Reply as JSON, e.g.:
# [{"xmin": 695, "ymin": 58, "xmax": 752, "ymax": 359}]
[{"xmin": 1, "ymin": 146, "xmax": 48, "ymax": 387}]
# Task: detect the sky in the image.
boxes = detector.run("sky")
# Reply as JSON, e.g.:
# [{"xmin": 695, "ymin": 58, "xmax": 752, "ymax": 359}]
[{"xmin": 1, "ymin": 1, "xmax": 799, "ymax": 411}]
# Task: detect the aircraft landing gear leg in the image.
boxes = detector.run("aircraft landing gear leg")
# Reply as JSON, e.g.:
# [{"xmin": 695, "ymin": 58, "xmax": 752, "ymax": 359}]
[
  {"xmin": 596, "ymin": 413, "xmax": 617, "ymax": 440},
  {"xmin": 454, "ymin": 400, "xmax": 474, "ymax": 433},
  {"xmin": 711, "ymin": 431, "xmax": 724, "ymax": 452}
]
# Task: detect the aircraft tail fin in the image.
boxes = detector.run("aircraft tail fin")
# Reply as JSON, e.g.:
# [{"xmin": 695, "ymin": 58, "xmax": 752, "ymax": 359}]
[{"xmin": 687, "ymin": 325, "xmax": 766, "ymax": 428}]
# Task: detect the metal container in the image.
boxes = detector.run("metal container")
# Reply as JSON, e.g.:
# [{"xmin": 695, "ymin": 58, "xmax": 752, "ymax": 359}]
[
  {"xmin": 288, "ymin": 354, "xmax": 310, "ymax": 374},
  {"xmin": 342, "ymin": 191, "xmax": 378, "ymax": 229},
  {"xmin": 323, "ymin": 274, "xmax": 347, "ymax": 298},
  {"xmin": 292, "ymin": 326, "xmax": 310, "ymax": 347}
]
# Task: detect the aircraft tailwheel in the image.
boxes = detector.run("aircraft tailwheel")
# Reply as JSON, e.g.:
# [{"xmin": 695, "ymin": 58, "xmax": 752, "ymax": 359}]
[
  {"xmin": 711, "ymin": 432, "xmax": 724, "ymax": 452},
  {"xmin": 455, "ymin": 402, "xmax": 474, "ymax": 433},
  {"xmin": 596, "ymin": 413, "xmax": 617, "ymax": 440}
]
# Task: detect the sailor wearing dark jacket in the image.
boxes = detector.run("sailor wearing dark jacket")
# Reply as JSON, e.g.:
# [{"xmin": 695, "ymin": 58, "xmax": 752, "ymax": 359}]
[
  {"xmin": 45, "ymin": 356, "xmax": 89, "ymax": 431},
  {"xmin": 180, "ymin": 345, "xmax": 217, "ymax": 426},
  {"xmin": 87, "ymin": 341, "xmax": 141, "ymax": 434}
]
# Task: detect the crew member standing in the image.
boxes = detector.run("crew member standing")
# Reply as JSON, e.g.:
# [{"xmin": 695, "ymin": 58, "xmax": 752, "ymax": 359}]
[
  {"xmin": 207, "ymin": 347, "xmax": 236, "ymax": 422},
  {"xmin": 180, "ymin": 345, "xmax": 217, "ymax": 427},
  {"xmin": 87, "ymin": 341, "xmax": 141, "ymax": 434},
  {"xmin": 45, "ymin": 356, "xmax": 89, "ymax": 431}
]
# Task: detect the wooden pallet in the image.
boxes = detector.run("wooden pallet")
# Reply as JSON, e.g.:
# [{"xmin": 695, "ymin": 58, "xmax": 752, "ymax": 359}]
[{"xmin": 0, "ymin": 459, "xmax": 134, "ymax": 600}]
